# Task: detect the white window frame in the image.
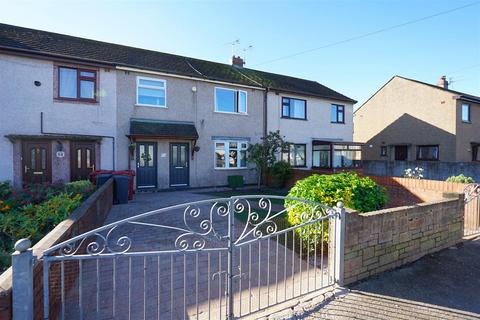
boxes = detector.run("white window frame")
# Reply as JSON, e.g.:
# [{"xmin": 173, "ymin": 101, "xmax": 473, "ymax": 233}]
[
  {"xmin": 214, "ymin": 87, "xmax": 248, "ymax": 115},
  {"xmin": 214, "ymin": 140, "xmax": 249, "ymax": 169},
  {"xmin": 136, "ymin": 76, "xmax": 167, "ymax": 108}
]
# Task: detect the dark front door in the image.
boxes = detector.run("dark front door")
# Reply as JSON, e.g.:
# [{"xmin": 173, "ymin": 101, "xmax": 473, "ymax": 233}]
[
  {"xmin": 136, "ymin": 142, "xmax": 157, "ymax": 188},
  {"xmin": 395, "ymin": 145, "xmax": 408, "ymax": 161},
  {"xmin": 22, "ymin": 141, "xmax": 52, "ymax": 184},
  {"xmin": 170, "ymin": 143, "xmax": 189, "ymax": 187},
  {"xmin": 71, "ymin": 141, "xmax": 96, "ymax": 181}
]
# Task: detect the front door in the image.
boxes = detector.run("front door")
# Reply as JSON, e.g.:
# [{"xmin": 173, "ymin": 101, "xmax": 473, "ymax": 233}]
[
  {"xmin": 170, "ymin": 143, "xmax": 189, "ymax": 187},
  {"xmin": 71, "ymin": 141, "xmax": 96, "ymax": 181},
  {"xmin": 394, "ymin": 145, "xmax": 408, "ymax": 161},
  {"xmin": 136, "ymin": 142, "xmax": 157, "ymax": 188},
  {"xmin": 22, "ymin": 141, "xmax": 52, "ymax": 184}
]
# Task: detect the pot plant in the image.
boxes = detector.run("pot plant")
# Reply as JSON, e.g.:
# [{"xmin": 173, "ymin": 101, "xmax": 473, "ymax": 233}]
[{"xmin": 128, "ymin": 143, "xmax": 136, "ymax": 158}]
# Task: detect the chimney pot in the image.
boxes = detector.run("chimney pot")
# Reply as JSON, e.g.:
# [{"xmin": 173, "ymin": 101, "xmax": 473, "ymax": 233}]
[
  {"xmin": 436, "ymin": 75, "xmax": 448, "ymax": 89},
  {"xmin": 231, "ymin": 55, "xmax": 245, "ymax": 68}
]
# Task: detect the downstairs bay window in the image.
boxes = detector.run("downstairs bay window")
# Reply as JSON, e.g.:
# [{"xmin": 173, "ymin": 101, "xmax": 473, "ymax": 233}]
[
  {"xmin": 215, "ymin": 141, "xmax": 248, "ymax": 169},
  {"xmin": 312, "ymin": 141, "xmax": 362, "ymax": 168}
]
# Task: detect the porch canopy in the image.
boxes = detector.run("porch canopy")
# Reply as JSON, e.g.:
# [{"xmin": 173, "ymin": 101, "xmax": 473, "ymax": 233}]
[
  {"xmin": 312, "ymin": 139, "xmax": 363, "ymax": 168},
  {"xmin": 128, "ymin": 119, "xmax": 199, "ymax": 140}
]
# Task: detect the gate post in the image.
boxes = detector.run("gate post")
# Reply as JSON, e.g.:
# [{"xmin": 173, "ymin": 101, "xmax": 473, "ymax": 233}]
[
  {"xmin": 334, "ymin": 202, "xmax": 346, "ymax": 286},
  {"xmin": 227, "ymin": 198, "xmax": 234, "ymax": 320},
  {"xmin": 12, "ymin": 238, "xmax": 35, "ymax": 320}
]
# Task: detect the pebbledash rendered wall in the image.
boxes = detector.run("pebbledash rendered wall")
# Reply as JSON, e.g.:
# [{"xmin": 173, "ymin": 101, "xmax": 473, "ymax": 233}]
[{"xmin": 342, "ymin": 196, "xmax": 464, "ymax": 285}]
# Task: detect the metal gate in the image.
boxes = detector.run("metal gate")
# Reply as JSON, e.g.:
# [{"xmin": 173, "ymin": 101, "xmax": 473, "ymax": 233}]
[
  {"xmin": 464, "ymin": 184, "xmax": 480, "ymax": 236},
  {"xmin": 42, "ymin": 196, "xmax": 344, "ymax": 319}
]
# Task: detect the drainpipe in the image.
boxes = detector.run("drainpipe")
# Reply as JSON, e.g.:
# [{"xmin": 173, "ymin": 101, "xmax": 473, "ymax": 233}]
[
  {"xmin": 40, "ymin": 112, "xmax": 116, "ymax": 170},
  {"xmin": 263, "ymin": 88, "xmax": 268, "ymax": 138}
]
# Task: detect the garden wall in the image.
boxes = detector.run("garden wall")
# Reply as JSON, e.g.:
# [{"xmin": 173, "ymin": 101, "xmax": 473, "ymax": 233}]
[
  {"xmin": 343, "ymin": 195, "xmax": 464, "ymax": 285},
  {"xmin": 363, "ymin": 160, "xmax": 480, "ymax": 182},
  {"xmin": 0, "ymin": 178, "xmax": 114, "ymax": 320}
]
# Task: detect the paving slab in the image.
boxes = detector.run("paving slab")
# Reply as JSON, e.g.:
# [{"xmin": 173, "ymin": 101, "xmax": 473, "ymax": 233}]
[{"xmin": 294, "ymin": 237, "xmax": 480, "ymax": 319}]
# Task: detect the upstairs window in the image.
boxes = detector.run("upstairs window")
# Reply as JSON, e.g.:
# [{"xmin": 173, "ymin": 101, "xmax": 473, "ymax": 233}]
[
  {"xmin": 215, "ymin": 88, "xmax": 247, "ymax": 114},
  {"xmin": 58, "ymin": 67, "xmax": 97, "ymax": 101},
  {"xmin": 136, "ymin": 77, "xmax": 166, "ymax": 107},
  {"xmin": 417, "ymin": 145, "xmax": 439, "ymax": 161},
  {"xmin": 331, "ymin": 104, "xmax": 345, "ymax": 123},
  {"xmin": 282, "ymin": 144, "xmax": 306, "ymax": 167},
  {"xmin": 282, "ymin": 97, "xmax": 306, "ymax": 119},
  {"xmin": 215, "ymin": 141, "xmax": 248, "ymax": 169},
  {"xmin": 462, "ymin": 103, "xmax": 471, "ymax": 123}
]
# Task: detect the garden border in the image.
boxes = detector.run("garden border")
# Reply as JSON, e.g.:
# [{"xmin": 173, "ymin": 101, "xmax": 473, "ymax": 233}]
[{"xmin": 0, "ymin": 178, "xmax": 114, "ymax": 319}]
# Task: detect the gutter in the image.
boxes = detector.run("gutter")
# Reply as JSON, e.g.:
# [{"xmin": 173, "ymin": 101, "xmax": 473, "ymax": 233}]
[{"xmin": 40, "ymin": 112, "xmax": 116, "ymax": 170}]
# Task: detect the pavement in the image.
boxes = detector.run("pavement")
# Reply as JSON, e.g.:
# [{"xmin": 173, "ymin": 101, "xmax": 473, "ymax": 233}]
[{"xmin": 296, "ymin": 237, "xmax": 480, "ymax": 320}]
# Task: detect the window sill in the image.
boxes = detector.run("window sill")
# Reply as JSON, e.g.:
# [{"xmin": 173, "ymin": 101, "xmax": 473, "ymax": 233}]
[
  {"xmin": 281, "ymin": 117, "xmax": 307, "ymax": 121},
  {"xmin": 135, "ymin": 104, "xmax": 167, "ymax": 108},
  {"xmin": 462, "ymin": 121, "xmax": 471, "ymax": 124},
  {"xmin": 330, "ymin": 121, "xmax": 345, "ymax": 124},
  {"xmin": 214, "ymin": 167, "xmax": 249, "ymax": 170},
  {"xmin": 416, "ymin": 159, "xmax": 439, "ymax": 161},
  {"xmin": 54, "ymin": 98, "xmax": 98, "ymax": 104},
  {"xmin": 214, "ymin": 111, "xmax": 248, "ymax": 116}
]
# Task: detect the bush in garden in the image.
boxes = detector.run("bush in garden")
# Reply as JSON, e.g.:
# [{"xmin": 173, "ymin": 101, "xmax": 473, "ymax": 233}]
[
  {"xmin": 269, "ymin": 161, "xmax": 292, "ymax": 188},
  {"xmin": 285, "ymin": 172, "xmax": 387, "ymax": 253},
  {"xmin": 65, "ymin": 180, "xmax": 95, "ymax": 199},
  {"xmin": 446, "ymin": 174, "xmax": 475, "ymax": 184},
  {"xmin": 0, "ymin": 181, "xmax": 13, "ymax": 201},
  {"xmin": 404, "ymin": 167, "xmax": 424, "ymax": 179}
]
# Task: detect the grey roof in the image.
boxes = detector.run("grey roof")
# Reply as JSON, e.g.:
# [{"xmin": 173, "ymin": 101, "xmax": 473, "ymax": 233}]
[
  {"xmin": 130, "ymin": 120, "xmax": 199, "ymax": 139},
  {"xmin": 0, "ymin": 23, "xmax": 356, "ymax": 103}
]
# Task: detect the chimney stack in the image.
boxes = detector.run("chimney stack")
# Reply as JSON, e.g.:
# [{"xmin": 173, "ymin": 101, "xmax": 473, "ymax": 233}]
[
  {"xmin": 436, "ymin": 76, "xmax": 448, "ymax": 89},
  {"xmin": 231, "ymin": 55, "xmax": 245, "ymax": 68}
]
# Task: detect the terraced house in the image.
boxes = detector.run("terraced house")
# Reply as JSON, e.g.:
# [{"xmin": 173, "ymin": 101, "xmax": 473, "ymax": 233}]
[{"xmin": 0, "ymin": 23, "xmax": 357, "ymax": 190}]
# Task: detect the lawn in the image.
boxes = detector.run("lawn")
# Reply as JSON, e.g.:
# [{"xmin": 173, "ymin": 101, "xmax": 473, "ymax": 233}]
[{"xmin": 197, "ymin": 187, "xmax": 288, "ymax": 205}]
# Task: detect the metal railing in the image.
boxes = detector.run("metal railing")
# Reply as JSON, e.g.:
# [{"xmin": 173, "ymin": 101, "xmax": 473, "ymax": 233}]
[{"xmin": 12, "ymin": 196, "xmax": 345, "ymax": 320}]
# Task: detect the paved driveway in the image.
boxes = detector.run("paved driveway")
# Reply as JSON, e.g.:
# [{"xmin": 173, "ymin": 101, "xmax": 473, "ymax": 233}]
[
  {"xmin": 297, "ymin": 237, "xmax": 480, "ymax": 319},
  {"xmin": 59, "ymin": 190, "xmax": 333, "ymax": 320}
]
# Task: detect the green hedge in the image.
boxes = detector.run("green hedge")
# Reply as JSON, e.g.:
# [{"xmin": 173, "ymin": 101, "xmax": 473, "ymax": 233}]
[
  {"xmin": 285, "ymin": 173, "xmax": 387, "ymax": 253},
  {"xmin": 446, "ymin": 174, "xmax": 475, "ymax": 184}
]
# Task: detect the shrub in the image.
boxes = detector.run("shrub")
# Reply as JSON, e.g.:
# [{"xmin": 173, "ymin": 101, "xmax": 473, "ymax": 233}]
[
  {"xmin": 285, "ymin": 173, "xmax": 387, "ymax": 253},
  {"xmin": 65, "ymin": 180, "xmax": 95, "ymax": 199},
  {"xmin": 269, "ymin": 161, "xmax": 292, "ymax": 188},
  {"xmin": 0, "ymin": 192, "xmax": 83, "ymax": 270},
  {"xmin": 446, "ymin": 174, "xmax": 475, "ymax": 184},
  {"xmin": 404, "ymin": 167, "xmax": 424, "ymax": 179},
  {"xmin": 0, "ymin": 181, "xmax": 13, "ymax": 201}
]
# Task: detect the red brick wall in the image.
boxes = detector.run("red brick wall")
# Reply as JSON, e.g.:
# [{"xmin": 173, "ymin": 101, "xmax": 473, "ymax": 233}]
[{"xmin": 0, "ymin": 179, "xmax": 114, "ymax": 320}]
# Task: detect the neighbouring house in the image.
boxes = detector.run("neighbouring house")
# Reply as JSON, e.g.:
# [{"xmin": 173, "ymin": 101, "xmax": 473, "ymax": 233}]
[
  {"xmin": 354, "ymin": 75, "xmax": 480, "ymax": 180},
  {"xmin": 0, "ymin": 23, "xmax": 357, "ymax": 190}
]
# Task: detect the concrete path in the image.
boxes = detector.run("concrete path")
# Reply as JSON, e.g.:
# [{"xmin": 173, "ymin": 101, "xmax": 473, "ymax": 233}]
[
  {"xmin": 296, "ymin": 237, "xmax": 480, "ymax": 319},
  {"xmin": 56, "ymin": 189, "xmax": 333, "ymax": 320}
]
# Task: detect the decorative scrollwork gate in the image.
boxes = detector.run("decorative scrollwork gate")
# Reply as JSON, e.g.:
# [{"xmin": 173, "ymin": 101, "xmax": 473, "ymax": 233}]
[{"xmin": 42, "ymin": 196, "xmax": 344, "ymax": 319}]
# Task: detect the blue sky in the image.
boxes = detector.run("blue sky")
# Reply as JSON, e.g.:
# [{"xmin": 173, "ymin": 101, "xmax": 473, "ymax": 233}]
[{"xmin": 1, "ymin": 0, "xmax": 479, "ymax": 107}]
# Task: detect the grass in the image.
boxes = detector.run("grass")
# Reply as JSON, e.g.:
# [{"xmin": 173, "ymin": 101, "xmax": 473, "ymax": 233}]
[{"xmin": 197, "ymin": 187, "xmax": 288, "ymax": 205}]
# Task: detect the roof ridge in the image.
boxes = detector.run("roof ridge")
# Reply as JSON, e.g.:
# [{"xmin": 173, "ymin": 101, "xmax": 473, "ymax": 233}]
[
  {"xmin": 395, "ymin": 75, "xmax": 480, "ymax": 99},
  {"xmin": 0, "ymin": 22, "xmax": 357, "ymax": 103}
]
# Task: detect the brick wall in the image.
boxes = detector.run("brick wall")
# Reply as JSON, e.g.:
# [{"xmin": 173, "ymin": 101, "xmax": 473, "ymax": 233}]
[
  {"xmin": 343, "ymin": 196, "xmax": 464, "ymax": 285},
  {"xmin": 0, "ymin": 178, "xmax": 114, "ymax": 320}
]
